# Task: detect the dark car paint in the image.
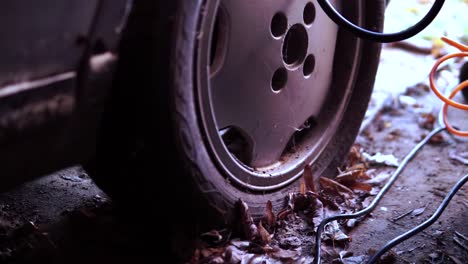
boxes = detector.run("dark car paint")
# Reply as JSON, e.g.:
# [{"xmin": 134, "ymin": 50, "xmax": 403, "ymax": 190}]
[{"xmin": 0, "ymin": 0, "xmax": 132, "ymax": 190}]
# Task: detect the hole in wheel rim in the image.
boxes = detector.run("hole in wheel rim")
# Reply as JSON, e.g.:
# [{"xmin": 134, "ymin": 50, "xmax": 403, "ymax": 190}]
[
  {"xmin": 220, "ymin": 127, "xmax": 252, "ymax": 165},
  {"xmin": 271, "ymin": 12, "xmax": 288, "ymax": 38},
  {"xmin": 283, "ymin": 116, "xmax": 317, "ymax": 155},
  {"xmin": 282, "ymin": 24, "xmax": 308, "ymax": 66},
  {"xmin": 303, "ymin": 54, "xmax": 315, "ymax": 77},
  {"xmin": 271, "ymin": 67, "xmax": 288, "ymax": 92},
  {"xmin": 303, "ymin": 2, "xmax": 316, "ymax": 25}
]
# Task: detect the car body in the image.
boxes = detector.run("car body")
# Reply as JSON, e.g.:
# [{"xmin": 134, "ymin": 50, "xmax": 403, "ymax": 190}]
[{"xmin": 0, "ymin": 0, "xmax": 131, "ymax": 190}]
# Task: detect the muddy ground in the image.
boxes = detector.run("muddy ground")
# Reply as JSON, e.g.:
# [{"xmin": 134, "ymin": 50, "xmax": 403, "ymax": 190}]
[{"xmin": 0, "ymin": 1, "xmax": 467, "ymax": 264}]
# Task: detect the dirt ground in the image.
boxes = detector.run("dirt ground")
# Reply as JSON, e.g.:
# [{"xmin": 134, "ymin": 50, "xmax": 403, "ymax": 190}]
[
  {"xmin": 0, "ymin": 1, "xmax": 467, "ymax": 264},
  {"xmin": 347, "ymin": 1, "xmax": 468, "ymax": 261},
  {"xmin": 349, "ymin": 91, "xmax": 468, "ymax": 263}
]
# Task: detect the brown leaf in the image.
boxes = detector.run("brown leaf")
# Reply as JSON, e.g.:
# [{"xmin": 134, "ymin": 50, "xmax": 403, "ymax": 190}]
[
  {"xmin": 310, "ymin": 190, "xmax": 340, "ymax": 213},
  {"xmin": 257, "ymin": 221, "xmax": 271, "ymax": 245},
  {"xmin": 336, "ymin": 169, "xmax": 371, "ymax": 187},
  {"xmin": 418, "ymin": 113, "xmax": 436, "ymax": 130},
  {"xmin": 347, "ymin": 163, "xmax": 368, "ymax": 172},
  {"xmin": 303, "ymin": 165, "xmax": 317, "ymax": 192},
  {"xmin": 404, "ymin": 82, "xmax": 430, "ymax": 97},
  {"xmin": 310, "ymin": 195, "xmax": 324, "ymax": 228},
  {"xmin": 236, "ymin": 199, "xmax": 258, "ymax": 240},
  {"xmin": 299, "ymin": 180, "xmax": 306, "ymax": 194},
  {"xmin": 348, "ymin": 182, "xmax": 373, "ymax": 192},
  {"xmin": 277, "ymin": 209, "xmax": 292, "ymax": 220},
  {"xmin": 335, "ymin": 169, "xmax": 362, "ymax": 183},
  {"xmin": 429, "ymin": 134, "xmax": 445, "ymax": 144},
  {"xmin": 277, "ymin": 193, "xmax": 295, "ymax": 220},
  {"xmin": 346, "ymin": 145, "xmax": 363, "ymax": 167},
  {"xmin": 385, "ymin": 129, "xmax": 402, "ymax": 141},
  {"xmin": 265, "ymin": 200, "xmax": 276, "ymax": 227},
  {"xmin": 320, "ymin": 177, "xmax": 354, "ymax": 198}
]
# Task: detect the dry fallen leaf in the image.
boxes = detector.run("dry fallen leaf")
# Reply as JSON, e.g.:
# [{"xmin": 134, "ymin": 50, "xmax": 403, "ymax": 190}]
[
  {"xmin": 320, "ymin": 177, "xmax": 354, "ymax": 198},
  {"xmin": 428, "ymin": 133, "xmax": 445, "ymax": 144},
  {"xmin": 347, "ymin": 163, "xmax": 368, "ymax": 172},
  {"xmin": 236, "ymin": 199, "xmax": 258, "ymax": 240},
  {"xmin": 385, "ymin": 129, "xmax": 402, "ymax": 141},
  {"xmin": 418, "ymin": 113, "xmax": 436, "ymax": 130},
  {"xmin": 299, "ymin": 180, "xmax": 306, "ymax": 194},
  {"xmin": 257, "ymin": 221, "xmax": 271, "ymax": 245},
  {"xmin": 336, "ymin": 169, "xmax": 368, "ymax": 183},
  {"xmin": 310, "ymin": 195, "xmax": 324, "ymax": 229},
  {"xmin": 264, "ymin": 200, "xmax": 276, "ymax": 228},
  {"xmin": 346, "ymin": 145, "xmax": 364, "ymax": 167},
  {"xmin": 277, "ymin": 209, "xmax": 292, "ymax": 220},
  {"xmin": 277, "ymin": 193, "xmax": 294, "ymax": 220},
  {"xmin": 324, "ymin": 221, "xmax": 350, "ymax": 242},
  {"xmin": 404, "ymin": 82, "xmax": 430, "ymax": 96},
  {"xmin": 303, "ymin": 164, "xmax": 317, "ymax": 192},
  {"xmin": 348, "ymin": 182, "xmax": 373, "ymax": 192}
]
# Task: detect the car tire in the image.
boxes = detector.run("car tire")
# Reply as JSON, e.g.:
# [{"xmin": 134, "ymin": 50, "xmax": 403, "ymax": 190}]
[{"xmin": 87, "ymin": 0, "xmax": 384, "ymax": 259}]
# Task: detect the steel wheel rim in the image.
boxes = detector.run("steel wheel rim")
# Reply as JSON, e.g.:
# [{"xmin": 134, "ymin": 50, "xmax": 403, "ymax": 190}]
[{"xmin": 196, "ymin": 0, "xmax": 363, "ymax": 191}]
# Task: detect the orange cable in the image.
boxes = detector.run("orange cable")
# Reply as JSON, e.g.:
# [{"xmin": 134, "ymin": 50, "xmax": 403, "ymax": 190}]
[
  {"xmin": 443, "ymin": 80, "xmax": 468, "ymax": 136},
  {"xmin": 429, "ymin": 52, "xmax": 468, "ymax": 110},
  {"xmin": 429, "ymin": 37, "xmax": 468, "ymax": 137}
]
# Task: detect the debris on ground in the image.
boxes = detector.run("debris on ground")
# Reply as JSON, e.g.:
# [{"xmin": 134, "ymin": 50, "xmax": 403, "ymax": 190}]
[
  {"xmin": 449, "ymin": 151, "xmax": 468, "ymax": 165},
  {"xmin": 428, "ymin": 133, "xmax": 445, "ymax": 144},
  {"xmin": 403, "ymin": 82, "xmax": 430, "ymax": 97},
  {"xmin": 188, "ymin": 146, "xmax": 401, "ymax": 263},
  {"xmin": 453, "ymin": 231, "xmax": 468, "ymax": 252},
  {"xmin": 418, "ymin": 112, "xmax": 436, "ymax": 130},
  {"xmin": 362, "ymin": 152, "xmax": 400, "ymax": 167}
]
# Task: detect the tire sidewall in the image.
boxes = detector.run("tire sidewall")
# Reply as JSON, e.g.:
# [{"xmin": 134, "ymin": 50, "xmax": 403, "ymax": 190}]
[{"xmin": 171, "ymin": 0, "xmax": 384, "ymax": 220}]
